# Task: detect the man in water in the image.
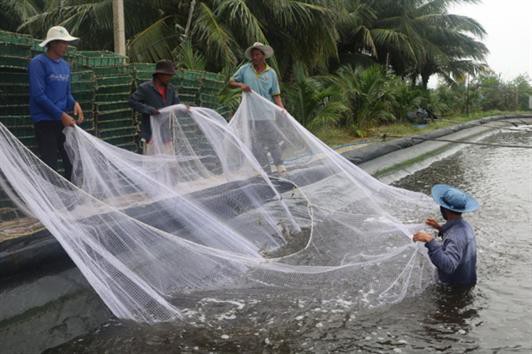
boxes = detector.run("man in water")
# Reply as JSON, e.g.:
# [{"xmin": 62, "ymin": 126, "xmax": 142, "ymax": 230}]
[
  {"xmin": 229, "ymin": 42, "xmax": 287, "ymax": 175},
  {"xmin": 129, "ymin": 59, "xmax": 180, "ymax": 155},
  {"xmin": 29, "ymin": 26, "xmax": 84, "ymax": 181},
  {"xmin": 413, "ymin": 184, "xmax": 479, "ymax": 287}
]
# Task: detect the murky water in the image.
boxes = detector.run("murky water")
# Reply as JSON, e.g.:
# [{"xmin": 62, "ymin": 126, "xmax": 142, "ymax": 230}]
[{"xmin": 3, "ymin": 127, "xmax": 532, "ymax": 353}]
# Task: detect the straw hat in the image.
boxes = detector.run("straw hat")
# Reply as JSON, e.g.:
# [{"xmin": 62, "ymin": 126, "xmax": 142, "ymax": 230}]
[
  {"xmin": 39, "ymin": 26, "xmax": 79, "ymax": 47},
  {"xmin": 431, "ymin": 184, "xmax": 479, "ymax": 213},
  {"xmin": 244, "ymin": 42, "xmax": 274, "ymax": 59}
]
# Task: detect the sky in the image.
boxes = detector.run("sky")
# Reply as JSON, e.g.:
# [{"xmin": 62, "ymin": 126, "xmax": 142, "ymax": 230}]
[{"xmin": 449, "ymin": 0, "xmax": 532, "ymax": 81}]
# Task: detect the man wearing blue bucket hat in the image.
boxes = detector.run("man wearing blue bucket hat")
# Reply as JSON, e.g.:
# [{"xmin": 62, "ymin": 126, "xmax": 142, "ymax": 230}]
[{"xmin": 413, "ymin": 184, "xmax": 480, "ymax": 286}]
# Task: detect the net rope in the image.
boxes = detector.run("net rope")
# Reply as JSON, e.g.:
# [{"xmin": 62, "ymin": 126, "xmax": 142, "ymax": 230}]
[{"xmin": 0, "ymin": 92, "xmax": 436, "ymax": 323}]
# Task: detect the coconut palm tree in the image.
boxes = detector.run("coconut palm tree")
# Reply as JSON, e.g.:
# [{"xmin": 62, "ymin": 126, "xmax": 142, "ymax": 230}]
[
  {"xmin": 12, "ymin": 0, "xmax": 339, "ymax": 76},
  {"xmin": 334, "ymin": 0, "xmax": 487, "ymax": 88},
  {"xmin": 325, "ymin": 65, "xmax": 397, "ymax": 131},
  {"xmin": 284, "ymin": 63, "xmax": 349, "ymax": 130}
]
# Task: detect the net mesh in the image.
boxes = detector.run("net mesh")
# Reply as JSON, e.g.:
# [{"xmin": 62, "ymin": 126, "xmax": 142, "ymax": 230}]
[{"xmin": 0, "ymin": 92, "xmax": 436, "ymax": 323}]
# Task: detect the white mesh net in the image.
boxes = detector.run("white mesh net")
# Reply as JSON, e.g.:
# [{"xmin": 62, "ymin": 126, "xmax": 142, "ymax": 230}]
[{"xmin": 0, "ymin": 92, "xmax": 436, "ymax": 323}]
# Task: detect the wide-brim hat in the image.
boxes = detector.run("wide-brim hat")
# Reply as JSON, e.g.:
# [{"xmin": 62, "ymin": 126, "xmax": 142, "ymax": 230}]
[
  {"xmin": 245, "ymin": 42, "xmax": 274, "ymax": 60},
  {"xmin": 431, "ymin": 184, "xmax": 479, "ymax": 213},
  {"xmin": 39, "ymin": 26, "xmax": 79, "ymax": 47},
  {"xmin": 153, "ymin": 59, "xmax": 176, "ymax": 76}
]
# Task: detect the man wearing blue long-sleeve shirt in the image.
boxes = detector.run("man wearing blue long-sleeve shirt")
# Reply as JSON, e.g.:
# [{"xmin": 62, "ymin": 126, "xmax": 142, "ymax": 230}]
[
  {"xmin": 413, "ymin": 184, "xmax": 480, "ymax": 287},
  {"xmin": 29, "ymin": 26, "xmax": 84, "ymax": 181}
]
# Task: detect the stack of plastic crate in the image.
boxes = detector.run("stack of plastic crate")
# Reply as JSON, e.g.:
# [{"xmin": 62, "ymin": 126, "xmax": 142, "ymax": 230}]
[
  {"xmin": 175, "ymin": 70, "xmax": 225, "ymax": 174},
  {"xmin": 0, "ymin": 31, "xmax": 34, "ymax": 149},
  {"xmin": 197, "ymin": 71, "xmax": 225, "ymax": 109},
  {"xmin": 74, "ymin": 51, "xmax": 137, "ymax": 152},
  {"xmin": 70, "ymin": 70, "xmax": 96, "ymax": 133},
  {"xmin": 173, "ymin": 70, "xmax": 201, "ymax": 106}
]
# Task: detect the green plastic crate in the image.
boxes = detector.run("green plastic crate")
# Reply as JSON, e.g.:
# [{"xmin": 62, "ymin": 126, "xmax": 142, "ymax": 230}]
[
  {"xmin": 95, "ymin": 101, "xmax": 129, "ymax": 112},
  {"xmin": 0, "ymin": 115, "xmax": 31, "ymax": 127},
  {"xmin": 96, "ymin": 75, "xmax": 131, "ymax": 86},
  {"xmin": 0, "ymin": 104, "xmax": 29, "ymax": 116},
  {"xmin": 0, "ymin": 31, "xmax": 33, "ymax": 46},
  {"xmin": 96, "ymin": 118, "xmax": 133, "ymax": 130},
  {"xmin": 71, "ymin": 80, "xmax": 96, "ymax": 92},
  {"xmin": 6, "ymin": 125, "xmax": 34, "ymax": 136},
  {"xmin": 91, "ymin": 65, "xmax": 130, "ymax": 76},
  {"xmin": 0, "ymin": 83, "xmax": 28, "ymax": 94},
  {"xmin": 0, "ymin": 71, "xmax": 28, "ymax": 84},
  {"xmin": 101, "ymin": 134, "xmax": 136, "ymax": 145},
  {"xmin": 115, "ymin": 142, "xmax": 139, "ymax": 152},
  {"xmin": 74, "ymin": 50, "xmax": 128, "ymax": 67},
  {"xmin": 71, "ymin": 70, "xmax": 95, "ymax": 82},
  {"xmin": 96, "ymin": 84, "xmax": 131, "ymax": 94},
  {"xmin": 73, "ymin": 91, "xmax": 95, "ymax": 101},
  {"xmin": 0, "ymin": 56, "xmax": 29, "ymax": 70},
  {"xmin": 98, "ymin": 126, "xmax": 136, "ymax": 139},
  {"xmin": 95, "ymin": 108, "xmax": 132, "ymax": 122},
  {"xmin": 94, "ymin": 92, "xmax": 130, "ymax": 102},
  {"xmin": 0, "ymin": 93, "xmax": 29, "ymax": 105},
  {"xmin": 0, "ymin": 43, "xmax": 30, "ymax": 58}
]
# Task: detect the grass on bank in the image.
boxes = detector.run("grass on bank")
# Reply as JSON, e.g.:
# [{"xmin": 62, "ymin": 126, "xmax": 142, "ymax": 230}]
[{"xmin": 315, "ymin": 110, "xmax": 529, "ymax": 147}]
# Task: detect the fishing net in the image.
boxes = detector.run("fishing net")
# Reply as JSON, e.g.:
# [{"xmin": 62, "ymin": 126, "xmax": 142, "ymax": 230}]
[{"xmin": 0, "ymin": 92, "xmax": 436, "ymax": 323}]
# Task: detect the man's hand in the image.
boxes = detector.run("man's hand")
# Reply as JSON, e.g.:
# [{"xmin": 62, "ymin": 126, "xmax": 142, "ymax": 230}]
[
  {"xmin": 240, "ymin": 83, "xmax": 251, "ymax": 92},
  {"xmin": 73, "ymin": 102, "xmax": 84, "ymax": 124},
  {"xmin": 413, "ymin": 231, "xmax": 434, "ymax": 243},
  {"xmin": 425, "ymin": 218, "xmax": 442, "ymax": 231},
  {"xmin": 61, "ymin": 112, "xmax": 77, "ymax": 127}
]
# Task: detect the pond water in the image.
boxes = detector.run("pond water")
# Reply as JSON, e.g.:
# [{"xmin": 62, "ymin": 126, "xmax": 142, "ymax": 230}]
[{"xmin": 3, "ymin": 127, "xmax": 532, "ymax": 353}]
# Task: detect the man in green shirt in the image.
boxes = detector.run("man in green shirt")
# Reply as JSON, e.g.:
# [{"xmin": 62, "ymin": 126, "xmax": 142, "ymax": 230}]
[{"xmin": 229, "ymin": 42, "xmax": 286, "ymax": 175}]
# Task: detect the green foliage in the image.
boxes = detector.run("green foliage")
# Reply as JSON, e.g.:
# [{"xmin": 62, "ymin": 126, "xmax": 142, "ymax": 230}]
[
  {"xmin": 0, "ymin": 0, "xmax": 529, "ymax": 136},
  {"xmin": 326, "ymin": 65, "xmax": 397, "ymax": 130},
  {"xmin": 284, "ymin": 63, "xmax": 348, "ymax": 131},
  {"xmin": 174, "ymin": 39, "xmax": 207, "ymax": 71}
]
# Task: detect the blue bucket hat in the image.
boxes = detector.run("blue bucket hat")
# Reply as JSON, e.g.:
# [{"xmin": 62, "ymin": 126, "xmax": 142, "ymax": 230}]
[{"xmin": 431, "ymin": 184, "xmax": 479, "ymax": 213}]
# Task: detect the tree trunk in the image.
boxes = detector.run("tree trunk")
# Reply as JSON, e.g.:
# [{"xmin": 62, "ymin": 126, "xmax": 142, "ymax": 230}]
[{"xmin": 112, "ymin": 0, "xmax": 126, "ymax": 55}]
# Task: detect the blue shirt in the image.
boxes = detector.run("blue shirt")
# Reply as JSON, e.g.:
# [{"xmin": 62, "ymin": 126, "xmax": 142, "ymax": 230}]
[
  {"xmin": 231, "ymin": 63, "xmax": 280, "ymax": 102},
  {"xmin": 426, "ymin": 218, "xmax": 477, "ymax": 286},
  {"xmin": 29, "ymin": 54, "xmax": 76, "ymax": 122}
]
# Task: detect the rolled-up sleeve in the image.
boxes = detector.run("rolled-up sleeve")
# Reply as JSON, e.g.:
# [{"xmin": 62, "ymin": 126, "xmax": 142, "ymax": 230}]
[
  {"xmin": 425, "ymin": 231, "xmax": 466, "ymax": 274},
  {"xmin": 270, "ymin": 70, "xmax": 280, "ymax": 96}
]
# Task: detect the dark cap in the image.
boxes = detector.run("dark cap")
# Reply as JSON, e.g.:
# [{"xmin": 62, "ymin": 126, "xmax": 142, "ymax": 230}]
[{"xmin": 154, "ymin": 60, "xmax": 176, "ymax": 76}]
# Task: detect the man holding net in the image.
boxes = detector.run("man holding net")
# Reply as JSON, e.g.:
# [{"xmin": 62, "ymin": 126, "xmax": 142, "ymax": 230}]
[
  {"xmin": 129, "ymin": 60, "xmax": 180, "ymax": 155},
  {"xmin": 29, "ymin": 26, "xmax": 84, "ymax": 181},
  {"xmin": 229, "ymin": 42, "xmax": 287, "ymax": 175},
  {"xmin": 413, "ymin": 184, "xmax": 479, "ymax": 287}
]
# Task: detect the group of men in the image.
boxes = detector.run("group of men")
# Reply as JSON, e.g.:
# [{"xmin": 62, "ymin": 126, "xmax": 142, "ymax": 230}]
[{"xmin": 28, "ymin": 26, "xmax": 480, "ymax": 289}]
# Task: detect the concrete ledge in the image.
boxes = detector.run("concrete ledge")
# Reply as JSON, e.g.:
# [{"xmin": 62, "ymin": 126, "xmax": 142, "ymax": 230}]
[{"xmin": 342, "ymin": 114, "xmax": 532, "ymax": 165}]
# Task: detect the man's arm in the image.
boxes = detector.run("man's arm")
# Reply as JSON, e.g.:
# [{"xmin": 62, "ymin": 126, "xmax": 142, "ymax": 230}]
[
  {"xmin": 425, "ymin": 232, "xmax": 466, "ymax": 274},
  {"xmin": 271, "ymin": 70, "xmax": 283, "ymax": 108},
  {"xmin": 129, "ymin": 84, "xmax": 158, "ymax": 115},
  {"xmin": 229, "ymin": 79, "xmax": 251, "ymax": 92},
  {"xmin": 273, "ymin": 94, "xmax": 284, "ymax": 109},
  {"xmin": 229, "ymin": 65, "xmax": 251, "ymax": 92}
]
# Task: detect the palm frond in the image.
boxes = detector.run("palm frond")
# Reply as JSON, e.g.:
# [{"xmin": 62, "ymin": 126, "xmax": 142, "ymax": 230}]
[{"xmin": 127, "ymin": 16, "xmax": 181, "ymax": 63}]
